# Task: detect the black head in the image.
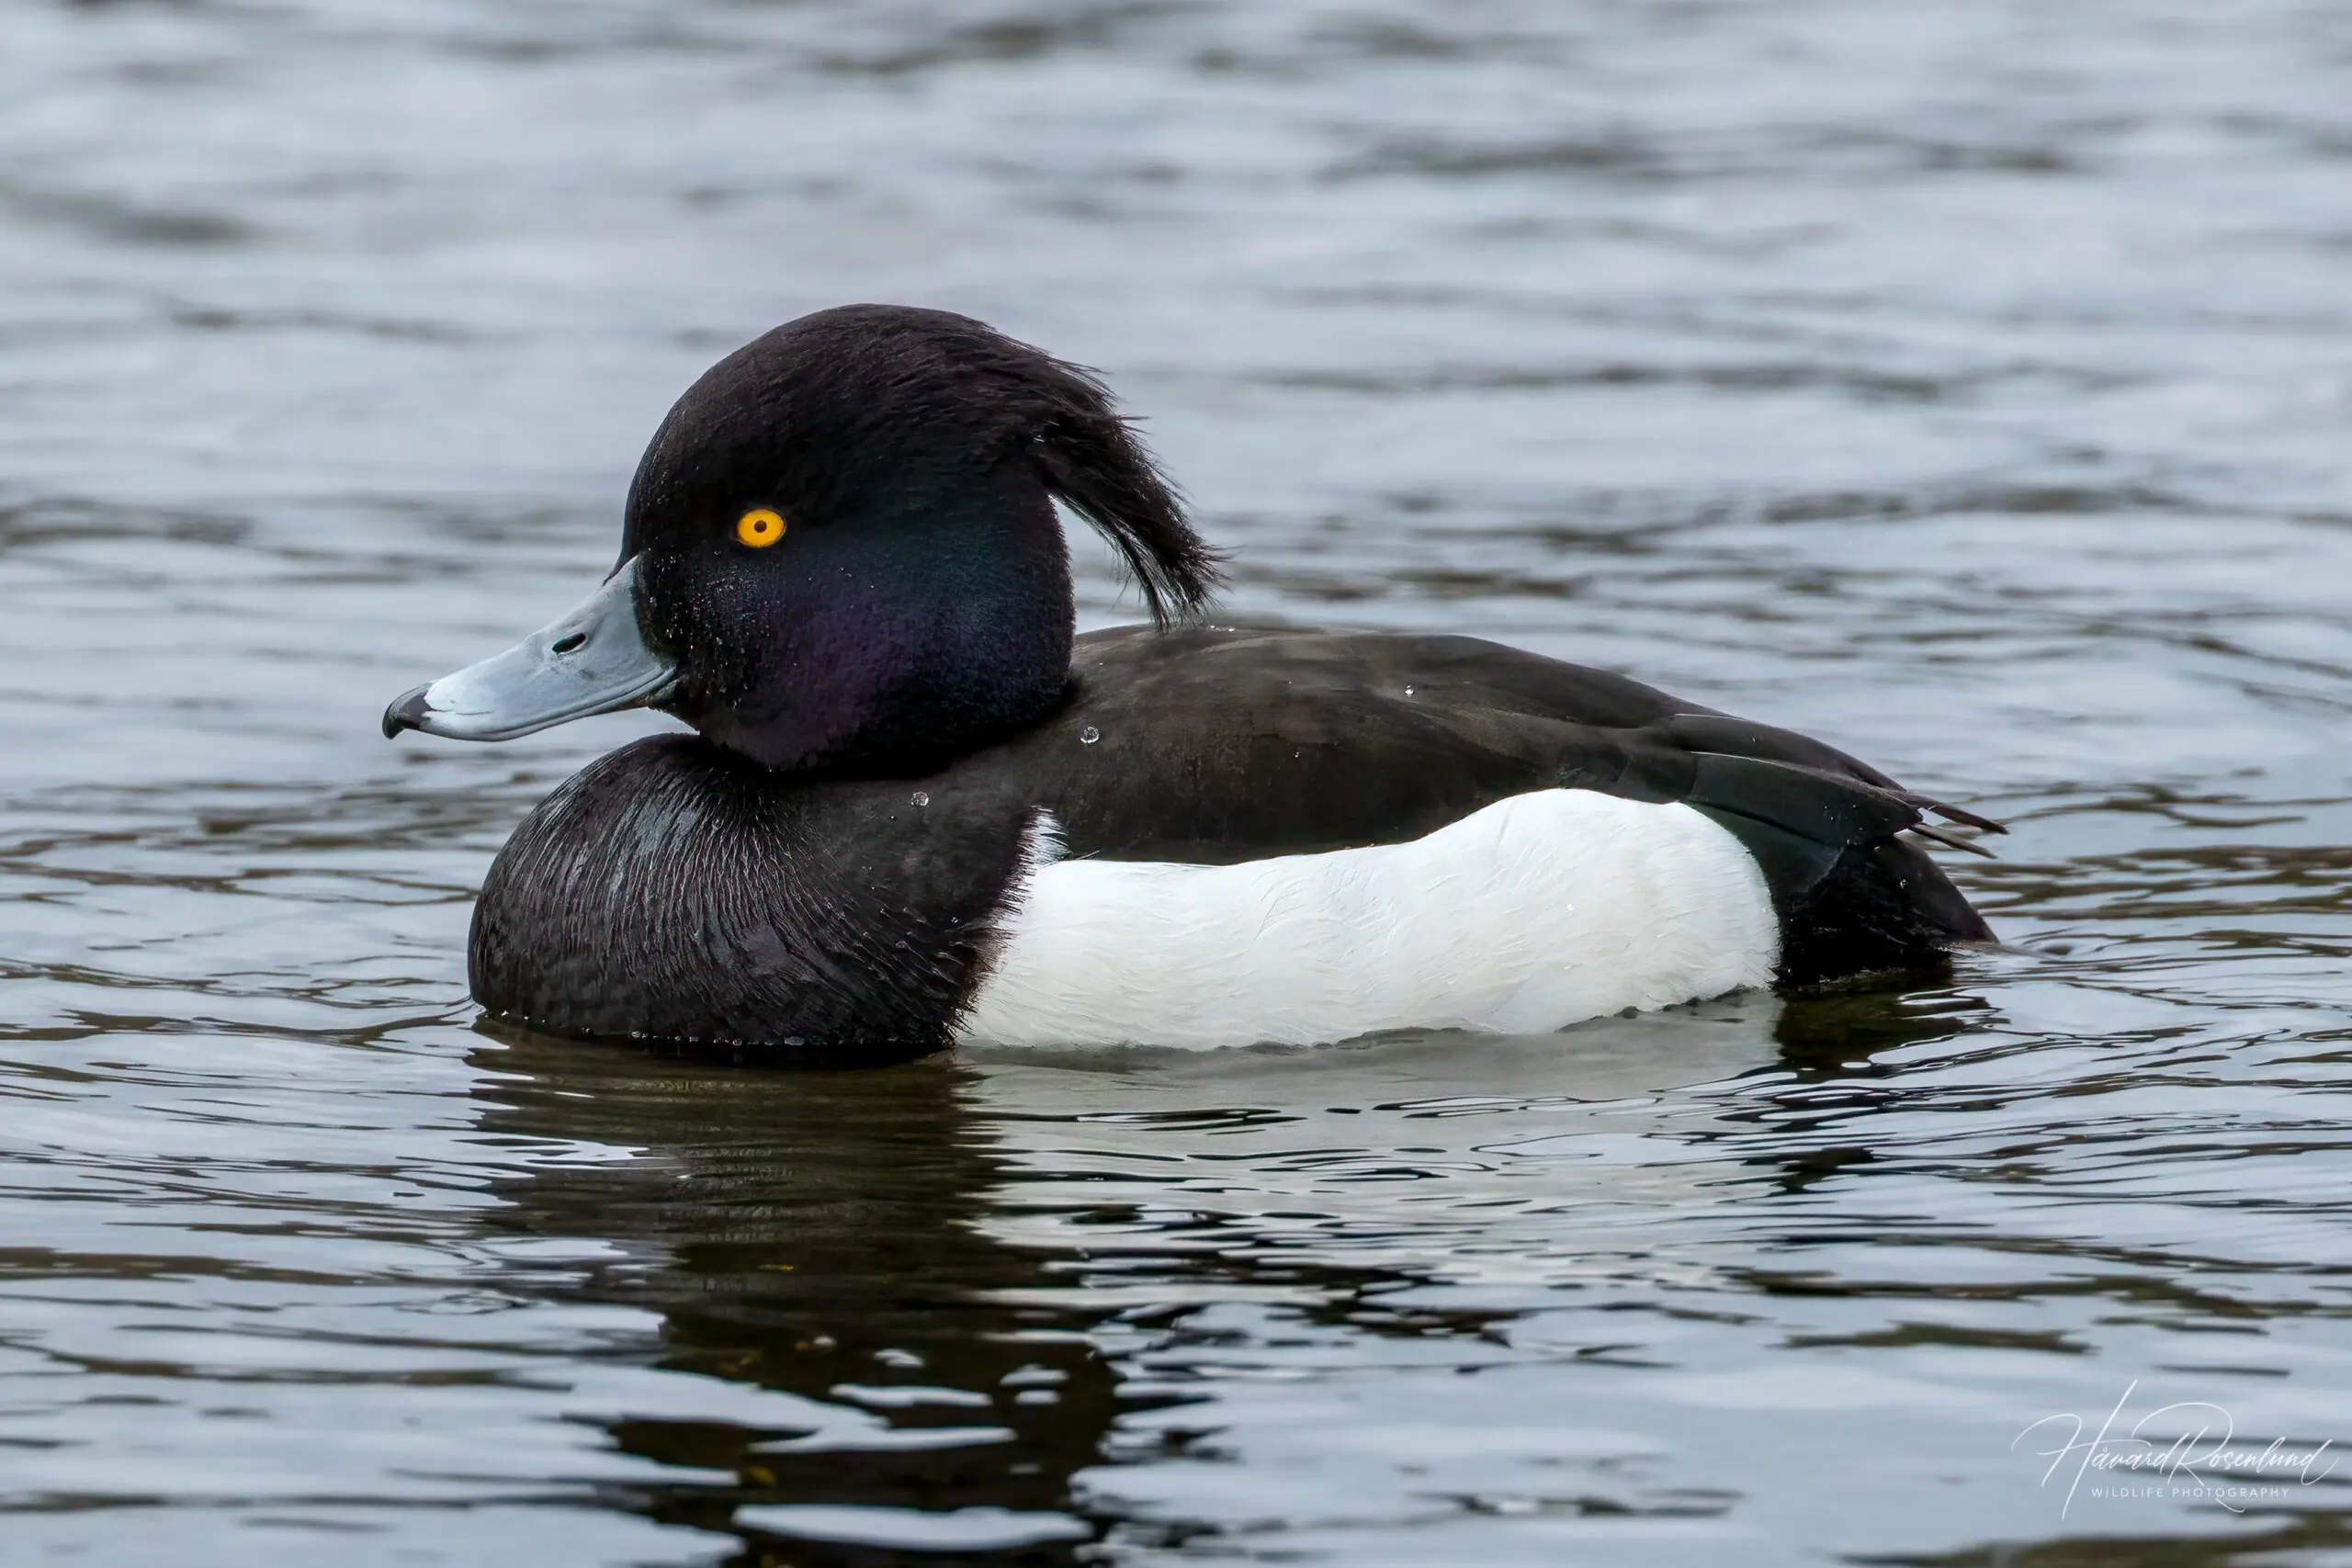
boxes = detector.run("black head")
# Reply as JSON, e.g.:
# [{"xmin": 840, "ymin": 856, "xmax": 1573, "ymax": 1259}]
[{"xmin": 620, "ymin": 304, "xmax": 1220, "ymax": 773}]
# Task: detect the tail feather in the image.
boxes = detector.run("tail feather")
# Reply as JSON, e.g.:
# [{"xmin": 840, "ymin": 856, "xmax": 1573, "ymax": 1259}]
[
  {"xmin": 1677, "ymin": 750, "xmax": 1998, "ymax": 987},
  {"xmin": 1905, "ymin": 821, "xmax": 1997, "ymax": 858}
]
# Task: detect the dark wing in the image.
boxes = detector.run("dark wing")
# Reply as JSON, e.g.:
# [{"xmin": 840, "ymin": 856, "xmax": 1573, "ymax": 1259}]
[{"xmin": 933, "ymin": 625, "xmax": 2000, "ymax": 985}]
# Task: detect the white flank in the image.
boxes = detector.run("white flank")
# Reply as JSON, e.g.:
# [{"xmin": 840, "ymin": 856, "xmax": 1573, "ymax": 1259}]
[{"xmin": 955, "ymin": 789, "xmax": 1779, "ymax": 1051}]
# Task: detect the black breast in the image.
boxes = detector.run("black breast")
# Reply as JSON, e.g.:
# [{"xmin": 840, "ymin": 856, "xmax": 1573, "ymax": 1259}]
[{"xmin": 469, "ymin": 738, "xmax": 1036, "ymax": 1066}]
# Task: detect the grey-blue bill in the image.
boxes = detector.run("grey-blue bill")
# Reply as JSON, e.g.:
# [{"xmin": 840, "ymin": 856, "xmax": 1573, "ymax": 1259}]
[{"xmin": 382, "ymin": 556, "xmax": 676, "ymax": 740}]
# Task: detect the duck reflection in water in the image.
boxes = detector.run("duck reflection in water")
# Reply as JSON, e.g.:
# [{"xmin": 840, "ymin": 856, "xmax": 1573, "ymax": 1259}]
[
  {"xmin": 463, "ymin": 988, "xmax": 1985, "ymax": 1561},
  {"xmin": 468, "ymin": 1026, "xmax": 1127, "ymax": 1564}
]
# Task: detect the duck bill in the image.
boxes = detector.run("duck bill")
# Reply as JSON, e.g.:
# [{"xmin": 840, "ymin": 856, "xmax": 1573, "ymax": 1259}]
[{"xmin": 382, "ymin": 557, "xmax": 676, "ymax": 741}]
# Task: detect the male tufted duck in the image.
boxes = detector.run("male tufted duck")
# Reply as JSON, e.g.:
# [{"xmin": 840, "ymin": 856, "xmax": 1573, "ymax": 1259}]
[{"xmin": 385, "ymin": 304, "xmax": 1998, "ymax": 1065}]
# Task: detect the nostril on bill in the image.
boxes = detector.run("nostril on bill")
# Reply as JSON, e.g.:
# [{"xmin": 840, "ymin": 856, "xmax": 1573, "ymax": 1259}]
[{"xmin": 551, "ymin": 632, "xmax": 588, "ymax": 655}]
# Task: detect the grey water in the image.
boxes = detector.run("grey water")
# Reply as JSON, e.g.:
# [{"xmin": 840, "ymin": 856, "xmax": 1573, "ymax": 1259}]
[{"xmin": 4, "ymin": 1, "xmax": 2351, "ymax": 1562}]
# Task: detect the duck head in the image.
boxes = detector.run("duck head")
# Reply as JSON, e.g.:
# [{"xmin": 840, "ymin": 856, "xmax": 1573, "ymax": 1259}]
[{"xmin": 384, "ymin": 304, "xmax": 1220, "ymax": 773}]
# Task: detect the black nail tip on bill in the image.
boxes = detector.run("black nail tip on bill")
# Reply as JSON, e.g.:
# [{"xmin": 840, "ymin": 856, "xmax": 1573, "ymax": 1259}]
[{"xmin": 383, "ymin": 685, "xmax": 432, "ymax": 739}]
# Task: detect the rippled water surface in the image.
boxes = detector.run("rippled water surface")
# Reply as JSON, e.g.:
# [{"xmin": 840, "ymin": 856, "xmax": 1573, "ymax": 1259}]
[{"xmin": 6, "ymin": 2, "xmax": 2352, "ymax": 1562}]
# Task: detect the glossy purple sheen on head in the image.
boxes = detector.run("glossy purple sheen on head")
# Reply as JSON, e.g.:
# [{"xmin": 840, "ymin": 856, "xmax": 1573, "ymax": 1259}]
[{"xmin": 618, "ymin": 305, "xmax": 1222, "ymax": 775}]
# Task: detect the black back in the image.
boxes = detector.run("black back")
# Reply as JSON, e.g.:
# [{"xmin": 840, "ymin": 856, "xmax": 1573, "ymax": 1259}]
[{"xmin": 470, "ymin": 626, "xmax": 1996, "ymax": 1060}]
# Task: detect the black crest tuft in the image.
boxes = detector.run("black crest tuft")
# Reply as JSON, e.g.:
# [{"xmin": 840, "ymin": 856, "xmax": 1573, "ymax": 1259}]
[
  {"xmin": 689, "ymin": 305, "xmax": 1224, "ymax": 626},
  {"xmin": 1019, "ymin": 352, "xmax": 1225, "ymax": 625}
]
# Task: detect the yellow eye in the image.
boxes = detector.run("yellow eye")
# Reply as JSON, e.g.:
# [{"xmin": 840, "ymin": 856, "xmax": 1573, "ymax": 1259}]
[{"xmin": 735, "ymin": 508, "xmax": 786, "ymax": 547}]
